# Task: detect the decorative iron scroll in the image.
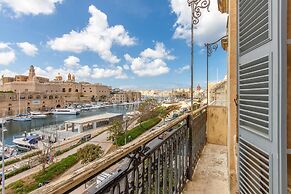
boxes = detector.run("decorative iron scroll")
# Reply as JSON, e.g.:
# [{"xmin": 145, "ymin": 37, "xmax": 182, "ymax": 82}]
[
  {"xmin": 187, "ymin": 0, "xmax": 210, "ymax": 25},
  {"xmin": 205, "ymin": 42, "xmax": 218, "ymax": 57}
]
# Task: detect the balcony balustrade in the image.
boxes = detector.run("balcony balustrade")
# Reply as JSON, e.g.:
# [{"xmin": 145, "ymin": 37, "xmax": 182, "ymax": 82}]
[{"xmin": 33, "ymin": 106, "xmax": 228, "ymax": 194}]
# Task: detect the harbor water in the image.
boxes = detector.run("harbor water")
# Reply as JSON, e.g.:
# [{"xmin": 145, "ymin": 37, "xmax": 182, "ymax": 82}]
[{"xmin": 3, "ymin": 104, "xmax": 138, "ymax": 145}]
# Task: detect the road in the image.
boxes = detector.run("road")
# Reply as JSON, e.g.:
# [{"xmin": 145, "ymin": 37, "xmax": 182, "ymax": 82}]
[{"xmin": 5, "ymin": 126, "xmax": 112, "ymax": 186}]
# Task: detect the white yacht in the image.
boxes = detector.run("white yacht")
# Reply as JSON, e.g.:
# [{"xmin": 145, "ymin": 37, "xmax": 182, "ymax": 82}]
[
  {"xmin": 13, "ymin": 134, "xmax": 40, "ymax": 151},
  {"xmin": 51, "ymin": 108, "xmax": 80, "ymax": 115},
  {"xmin": 13, "ymin": 114, "xmax": 32, "ymax": 121},
  {"xmin": 30, "ymin": 111, "xmax": 48, "ymax": 119}
]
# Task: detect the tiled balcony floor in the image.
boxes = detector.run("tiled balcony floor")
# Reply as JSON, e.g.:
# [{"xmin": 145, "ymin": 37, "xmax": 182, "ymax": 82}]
[{"xmin": 183, "ymin": 144, "xmax": 229, "ymax": 194}]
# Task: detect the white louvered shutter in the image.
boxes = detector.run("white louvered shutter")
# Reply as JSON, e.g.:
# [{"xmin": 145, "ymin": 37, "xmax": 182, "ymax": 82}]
[{"xmin": 237, "ymin": 0, "xmax": 287, "ymax": 193}]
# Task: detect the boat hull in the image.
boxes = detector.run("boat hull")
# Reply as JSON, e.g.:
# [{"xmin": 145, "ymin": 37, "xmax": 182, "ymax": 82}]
[
  {"xmin": 31, "ymin": 115, "xmax": 47, "ymax": 119},
  {"xmin": 13, "ymin": 117, "xmax": 32, "ymax": 121},
  {"xmin": 52, "ymin": 112, "xmax": 79, "ymax": 115}
]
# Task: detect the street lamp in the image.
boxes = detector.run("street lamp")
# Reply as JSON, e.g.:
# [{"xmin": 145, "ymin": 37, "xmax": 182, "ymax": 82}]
[
  {"xmin": 124, "ymin": 115, "xmax": 129, "ymax": 144},
  {"xmin": 205, "ymin": 35, "xmax": 227, "ymax": 104},
  {"xmin": 0, "ymin": 120, "xmax": 7, "ymax": 194},
  {"xmin": 187, "ymin": 0, "xmax": 210, "ymax": 111}
]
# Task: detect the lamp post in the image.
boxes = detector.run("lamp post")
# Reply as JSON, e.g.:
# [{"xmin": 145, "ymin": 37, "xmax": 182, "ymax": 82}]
[
  {"xmin": 187, "ymin": 0, "xmax": 210, "ymax": 111},
  {"xmin": 124, "ymin": 116, "xmax": 128, "ymax": 145},
  {"xmin": 1, "ymin": 120, "xmax": 7, "ymax": 194},
  {"xmin": 205, "ymin": 35, "xmax": 227, "ymax": 105}
]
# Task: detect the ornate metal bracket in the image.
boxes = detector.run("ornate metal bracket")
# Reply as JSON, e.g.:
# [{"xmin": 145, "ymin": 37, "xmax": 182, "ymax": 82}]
[
  {"xmin": 205, "ymin": 35, "xmax": 228, "ymax": 57},
  {"xmin": 205, "ymin": 43, "xmax": 218, "ymax": 57},
  {"xmin": 187, "ymin": 0, "xmax": 211, "ymax": 25}
]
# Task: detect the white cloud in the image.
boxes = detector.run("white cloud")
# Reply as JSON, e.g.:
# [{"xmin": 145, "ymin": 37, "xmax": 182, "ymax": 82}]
[
  {"xmin": 48, "ymin": 5, "xmax": 136, "ymax": 64},
  {"xmin": 76, "ymin": 65, "xmax": 91, "ymax": 78},
  {"xmin": 0, "ymin": 69, "xmax": 17, "ymax": 77},
  {"xmin": 170, "ymin": 0, "xmax": 227, "ymax": 45},
  {"xmin": 175, "ymin": 65, "xmax": 190, "ymax": 73},
  {"xmin": 0, "ymin": 43, "xmax": 16, "ymax": 65},
  {"xmin": 64, "ymin": 56, "xmax": 80, "ymax": 67},
  {"xmin": 32, "ymin": 57, "xmax": 128, "ymax": 80},
  {"xmin": 17, "ymin": 42, "xmax": 38, "ymax": 56},
  {"xmin": 140, "ymin": 42, "xmax": 175, "ymax": 60},
  {"xmin": 123, "ymin": 64, "xmax": 130, "ymax": 70},
  {"xmin": 0, "ymin": 0, "xmax": 63, "ymax": 16},
  {"xmin": 92, "ymin": 66, "xmax": 128, "ymax": 79},
  {"xmin": 125, "ymin": 42, "xmax": 173, "ymax": 77}
]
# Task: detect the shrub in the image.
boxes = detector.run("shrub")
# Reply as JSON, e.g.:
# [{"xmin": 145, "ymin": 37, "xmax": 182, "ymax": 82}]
[
  {"xmin": 5, "ymin": 165, "xmax": 30, "ymax": 179},
  {"xmin": 116, "ymin": 117, "xmax": 161, "ymax": 146},
  {"xmin": 77, "ymin": 144, "xmax": 103, "ymax": 164}
]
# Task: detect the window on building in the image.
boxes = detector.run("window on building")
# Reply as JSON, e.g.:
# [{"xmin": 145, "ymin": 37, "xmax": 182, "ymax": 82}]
[
  {"xmin": 75, "ymin": 89, "xmax": 79, "ymax": 92},
  {"xmin": 69, "ymin": 88, "xmax": 72, "ymax": 92},
  {"xmin": 62, "ymin": 88, "xmax": 66, "ymax": 92},
  {"xmin": 28, "ymin": 95, "xmax": 33, "ymax": 99}
]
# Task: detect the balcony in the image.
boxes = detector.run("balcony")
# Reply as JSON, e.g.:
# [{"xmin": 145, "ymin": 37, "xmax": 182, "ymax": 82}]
[{"xmin": 32, "ymin": 104, "xmax": 229, "ymax": 194}]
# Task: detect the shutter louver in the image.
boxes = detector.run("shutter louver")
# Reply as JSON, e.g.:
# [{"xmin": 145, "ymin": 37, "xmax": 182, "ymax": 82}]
[
  {"xmin": 239, "ymin": 0, "xmax": 270, "ymax": 55},
  {"xmin": 239, "ymin": 56, "xmax": 270, "ymax": 137},
  {"xmin": 239, "ymin": 138, "xmax": 270, "ymax": 194}
]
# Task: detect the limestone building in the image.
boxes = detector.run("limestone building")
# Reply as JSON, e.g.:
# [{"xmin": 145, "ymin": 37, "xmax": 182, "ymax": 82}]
[{"xmin": 0, "ymin": 65, "xmax": 112, "ymax": 116}]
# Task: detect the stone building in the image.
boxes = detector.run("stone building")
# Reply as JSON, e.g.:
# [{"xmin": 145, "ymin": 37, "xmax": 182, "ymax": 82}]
[
  {"xmin": 0, "ymin": 65, "xmax": 113, "ymax": 116},
  {"xmin": 111, "ymin": 91, "xmax": 141, "ymax": 103},
  {"xmin": 0, "ymin": 91, "xmax": 65, "ymax": 116},
  {"xmin": 208, "ymin": 79, "xmax": 227, "ymax": 104}
]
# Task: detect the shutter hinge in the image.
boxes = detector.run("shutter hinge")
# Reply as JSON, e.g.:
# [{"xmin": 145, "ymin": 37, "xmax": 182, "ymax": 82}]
[{"xmin": 234, "ymin": 95, "xmax": 238, "ymax": 107}]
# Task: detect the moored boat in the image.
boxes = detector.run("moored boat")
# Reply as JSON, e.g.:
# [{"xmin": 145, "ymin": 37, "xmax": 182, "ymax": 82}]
[
  {"xmin": 51, "ymin": 108, "xmax": 80, "ymax": 115},
  {"xmin": 13, "ymin": 114, "xmax": 32, "ymax": 121},
  {"xmin": 13, "ymin": 134, "xmax": 40, "ymax": 151},
  {"xmin": 30, "ymin": 111, "xmax": 48, "ymax": 119}
]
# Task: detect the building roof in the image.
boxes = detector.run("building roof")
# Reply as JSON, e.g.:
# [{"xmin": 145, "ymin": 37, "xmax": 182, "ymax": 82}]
[{"xmin": 65, "ymin": 113, "xmax": 122, "ymax": 124}]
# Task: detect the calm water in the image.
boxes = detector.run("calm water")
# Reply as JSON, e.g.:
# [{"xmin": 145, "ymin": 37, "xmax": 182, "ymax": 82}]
[{"xmin": 3, "ymin": 104, "xmax": 138, "ymax": 145}]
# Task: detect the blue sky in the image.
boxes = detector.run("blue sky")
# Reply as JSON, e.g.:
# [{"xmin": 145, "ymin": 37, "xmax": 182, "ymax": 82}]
[{"xmin": 0, "ymin": 0, "xmax": 228, "ymax": 90}]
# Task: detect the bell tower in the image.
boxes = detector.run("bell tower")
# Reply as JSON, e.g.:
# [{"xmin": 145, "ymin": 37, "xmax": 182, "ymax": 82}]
[{"xmin": 28, "ymin": 65, "xmax": 36, "ymax": 81}]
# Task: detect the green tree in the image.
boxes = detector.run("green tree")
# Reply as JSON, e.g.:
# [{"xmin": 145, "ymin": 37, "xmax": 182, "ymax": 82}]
[
  {"xmin": 77, "ymin": 144, "xmax": 103, "ymax": 164},
  {"xmin": 107, "ymin": 120, "xmax": 123, "ymax": 145}
]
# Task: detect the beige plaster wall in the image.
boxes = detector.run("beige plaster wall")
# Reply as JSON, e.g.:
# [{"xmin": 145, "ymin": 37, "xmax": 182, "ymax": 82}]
[{"xmin": 207, "ymin": 106, "xmax": 228, "ymax": 146}]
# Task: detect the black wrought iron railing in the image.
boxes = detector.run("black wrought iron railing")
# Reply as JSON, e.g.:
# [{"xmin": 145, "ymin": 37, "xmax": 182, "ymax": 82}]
[{"xmin": 34, "ymin": 106, "xmax": 207, "ymax": 194}]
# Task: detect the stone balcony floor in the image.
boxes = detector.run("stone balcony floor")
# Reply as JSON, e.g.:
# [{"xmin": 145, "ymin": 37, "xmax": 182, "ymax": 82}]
[{"xmin": 183, "ymin": 144, "xmax": 229, "ymax": 194}]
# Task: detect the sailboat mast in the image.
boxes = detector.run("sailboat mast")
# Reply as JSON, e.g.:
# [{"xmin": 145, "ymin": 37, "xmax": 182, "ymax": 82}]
[{"xmin": 18, "ymin": 90, "xmax": 20, "ymax": 115}]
